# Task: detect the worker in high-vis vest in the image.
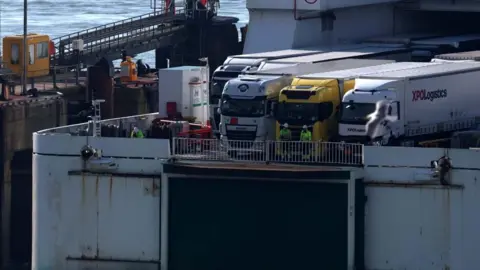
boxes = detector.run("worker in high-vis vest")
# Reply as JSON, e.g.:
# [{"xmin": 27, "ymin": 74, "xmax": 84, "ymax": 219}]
[
  {"xmin": 280, "ymin": 123, "xmax": 292, "ymax": 140},
  {"xmin": 131, "ymin": 126, "xmax": 144, "ymax": 138},
  {"xmin": 279, "ymin": 123, "xmax": 292, "ymax": 158},
  {"xmin": 300, "ymin": 125, "xmax": 312, "ymax": 159},
  {"xmin": 300, "ymin": 125, "xmax": 312, "ymax": 141}
]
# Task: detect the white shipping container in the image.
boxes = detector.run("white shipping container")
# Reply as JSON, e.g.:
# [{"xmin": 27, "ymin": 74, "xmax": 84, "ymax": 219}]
[{"xmin": 157, "ymin": 66, "xmax": 209, "ymax": 124}]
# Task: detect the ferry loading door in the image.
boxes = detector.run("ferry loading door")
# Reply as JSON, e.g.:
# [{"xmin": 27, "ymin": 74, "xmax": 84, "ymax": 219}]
[
  {"xmin": 166, "ymin": 174, "xmax": 362, "ymax": 270},
  {"xmin": 9, "ymin": 149, "xmax": 33, "ymax": 266}
]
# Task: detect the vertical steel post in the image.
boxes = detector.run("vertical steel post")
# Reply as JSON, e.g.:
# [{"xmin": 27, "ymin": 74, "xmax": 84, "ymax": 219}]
[
  {"xmin": 75, "ymin": 50, "xmax": 80, "ymax": 85},
  {"xmin": 22, "ymin": 0, "xmax": 28, "ymax": 95}
]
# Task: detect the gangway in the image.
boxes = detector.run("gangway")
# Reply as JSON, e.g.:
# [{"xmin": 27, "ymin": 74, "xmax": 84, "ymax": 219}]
[{"xmin": 52, "ymin": 0, "xmax": 220, "ymax": 66}]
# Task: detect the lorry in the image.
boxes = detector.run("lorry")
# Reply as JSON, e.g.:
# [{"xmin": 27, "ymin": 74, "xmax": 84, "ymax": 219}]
[
  {"xmin": 211, "ymin": 47, "xmax": 330, "ymax": 104},
  {"xmin": 210, "ymin": 44, "xmax": 412, "ymax": 134},
  {"xmin": 212, "ymin": 43, "xmax": 401, "ymax": 93},
  {"xmin": 275, "ymin": 61, "xmax": 440, "ymax": 142},
  {"xmin": 338, "ymin": 62, "xmax": 480, "ymax": 146},
  {"xmin": 218, "ymin": 58, "xmax": 400, "ymax": 147},
  {"xmin": 210, "ymin": 47, "xmax": 332, "ymax": 135}
]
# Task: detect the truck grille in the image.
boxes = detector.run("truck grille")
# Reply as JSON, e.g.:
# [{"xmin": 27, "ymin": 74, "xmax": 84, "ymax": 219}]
[
  {"xmin": 226, "ymin": 130, "xmax": 256, "ymax": 148},
  {"xmin": 226, "ymin": 130, "xmax": 256, "ymax": 141}
]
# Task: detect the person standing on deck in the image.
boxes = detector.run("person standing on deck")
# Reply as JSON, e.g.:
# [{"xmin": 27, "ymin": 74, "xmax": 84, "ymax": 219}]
[
  {"xmin": 300, "ymin": 125, "xmax": 312, "ymax": 159},
  {"xmin": 300, "ymin": 125, "xmax": 312, "ymax": 141},
  {"xmin": 280, "ymin": 123, "xmax": 292, "ymax": 158},
  {"xmin": 131, "ymin": 126, "xmax": 144, "ymax": 138},
  {"xmin": 280, "ymin": 123, "xmax": 292, "ymax": 140}
]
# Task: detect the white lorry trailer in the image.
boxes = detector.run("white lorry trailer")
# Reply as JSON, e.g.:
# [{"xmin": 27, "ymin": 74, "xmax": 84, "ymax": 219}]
[
  {"xmin": 432, "ymin": 50, "xmax": 480, "ymax": 63},
  {"xmin": 259, "ymin": 44, "xmax": 412, "ymax": 70},
  {"xmin": 338, "ymin": 62, "xmax": 480, "ymax": 146},
  {"xmin": 254, "ymin": 45, "xmax": 405, "ymax": 71},
  {"xmin": 218, "ymin": 58, "xmax": 396, "ymax": 146},
  {"xmin": 366, "ymin": 34, "xmax": 480, "ymax": 62},
  {"xmin": 210, "ymin": 47, "xmax": 331, "ymax": 136},
  {"xmin": 210, "ymin": 44, "xmax": 411, "ymax": 135},
  {"xmin": 211, "ymin": 47, "xmax": 329, "ymax": 102}
]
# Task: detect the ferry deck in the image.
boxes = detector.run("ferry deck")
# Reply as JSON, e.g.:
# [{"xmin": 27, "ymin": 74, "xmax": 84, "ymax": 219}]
[{"xmin": 32, "ymin": 113, "xmax": 480, "ymax": 270}]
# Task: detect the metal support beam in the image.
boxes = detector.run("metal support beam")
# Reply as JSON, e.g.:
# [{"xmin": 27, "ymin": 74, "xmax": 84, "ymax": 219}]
[{"xmin": 22, "ymin": 0, "xmax": 28, "ymax": 95}]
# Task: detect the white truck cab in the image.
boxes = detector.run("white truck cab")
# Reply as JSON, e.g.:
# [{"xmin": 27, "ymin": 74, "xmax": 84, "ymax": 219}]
[
  {"xmin": 210, "ymin": 48, "xmax": 328, "ymax": 137},
  {"xmin": 338, "ymin": 79, "xmax": 401, "ymax": 144},
  {"xmin": 219, "ymin": 75, "xmax": 287, "ymax": 144}
]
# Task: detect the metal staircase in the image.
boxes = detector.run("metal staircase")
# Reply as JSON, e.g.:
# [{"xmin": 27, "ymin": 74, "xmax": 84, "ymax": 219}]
[
  {"xmin": 91, "ymin": 99, "xmax": 105, "ymax": 137},
  {"xmin": 52, "ymin": 4, "xmax": 188, "ymax": 66}
]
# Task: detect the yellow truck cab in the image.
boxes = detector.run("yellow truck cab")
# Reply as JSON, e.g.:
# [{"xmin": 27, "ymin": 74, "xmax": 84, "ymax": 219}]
[
  {"xmin": 276, "ymin": 78, "xmax": 352, "ymax": 141},
  {"xmin": 275, "ymin": 61, "xmax": 439, "ymax": 142}
]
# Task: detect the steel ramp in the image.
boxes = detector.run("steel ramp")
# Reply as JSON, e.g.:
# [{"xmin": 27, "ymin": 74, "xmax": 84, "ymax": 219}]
[
  {"xmin": 57, "ymin": 23, "xmax": 187, "ymax": 65},
  {"xmin": 53, "ymin": 6, "xmax": 187, "ymax": 65},
  {"xmin": 53, "ymin": 10, "xmax": 181, "ymax": 46}
]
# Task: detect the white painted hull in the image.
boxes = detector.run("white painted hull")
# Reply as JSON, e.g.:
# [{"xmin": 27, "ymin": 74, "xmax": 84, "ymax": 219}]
[{"xmin": 32, "ymin": 118, "xmax": 480, "ymax": 270}]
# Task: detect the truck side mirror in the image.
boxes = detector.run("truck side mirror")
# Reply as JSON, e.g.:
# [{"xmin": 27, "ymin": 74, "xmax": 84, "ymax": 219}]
[{"xmin": 217, "ymin": 107, "xmax": 221, "ymax": 114}]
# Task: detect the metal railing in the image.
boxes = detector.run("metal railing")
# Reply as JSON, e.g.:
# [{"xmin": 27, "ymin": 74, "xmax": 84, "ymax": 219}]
[
  {"xmin": 171, "ymin": 138, "xmax": 364, "ymax": 166},
  {"xmin": 52, "ymin": 5, "xmax": 186, "ymax": 64},
  {"xmin": 49, "ymin": 0, "xmax": 222, "ymax": 65},
  {"xmin": 63, "ymin": 24, "xmax": 184, "ymax": 57},
  {"xmin": 52, "ymin": 5, "xmax": 184, "ymax": 46}
]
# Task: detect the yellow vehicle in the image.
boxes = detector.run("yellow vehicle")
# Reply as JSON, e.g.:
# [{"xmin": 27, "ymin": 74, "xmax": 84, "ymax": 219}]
[
  {"xmin": 2, "ymin": 34, "xmax": 51, "ymax": 78},
  {"xmin": 276, "ymin": 77, "xmax": 355, "ymax": 142}
]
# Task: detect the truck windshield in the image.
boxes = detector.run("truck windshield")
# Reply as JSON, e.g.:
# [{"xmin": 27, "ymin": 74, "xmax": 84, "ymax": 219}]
[
  {"xmin": 340, "ymin": 102, "xmax": 376, "ymax": 124},
  {"xmin": 220, "ymin": 96, "xmax": 265, "ymax": 117},
  {"xmin": 276, "ymin": 102, "xmax": 332, "ymax": 125}
]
